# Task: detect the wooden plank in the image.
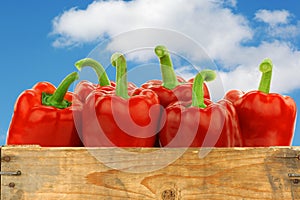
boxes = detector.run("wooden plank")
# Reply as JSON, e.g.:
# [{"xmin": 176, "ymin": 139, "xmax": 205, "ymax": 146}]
[{"xmin": 1, "ymin": 146, "xmax": 300, "ymax": 199}]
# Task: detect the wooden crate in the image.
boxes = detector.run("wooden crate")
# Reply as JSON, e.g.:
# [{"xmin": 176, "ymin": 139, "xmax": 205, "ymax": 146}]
[{"xmin": 1, "ymin": 146, "xmax": 300, "ymax": 199}]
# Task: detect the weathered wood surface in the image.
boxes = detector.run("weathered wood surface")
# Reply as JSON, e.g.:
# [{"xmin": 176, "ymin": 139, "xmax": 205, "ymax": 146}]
[{"xmin": 1, "ymin": 146, "xmax": 300, "ymax": 199}]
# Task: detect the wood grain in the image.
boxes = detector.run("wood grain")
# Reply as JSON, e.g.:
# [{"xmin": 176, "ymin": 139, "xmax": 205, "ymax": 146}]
[{"xmin": 1, "ymin": 146, "xmax": 300, "ymax": 199}]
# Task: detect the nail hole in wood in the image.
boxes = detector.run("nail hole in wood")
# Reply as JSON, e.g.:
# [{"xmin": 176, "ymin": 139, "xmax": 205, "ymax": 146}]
[{"xmin": 8, "ymin": 182, "xmax": 15, "ymax": 188}]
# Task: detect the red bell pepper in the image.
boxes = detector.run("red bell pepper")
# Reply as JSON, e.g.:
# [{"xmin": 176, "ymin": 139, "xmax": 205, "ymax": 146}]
[
  {"xmin": 74, "ymin": 58, "xmax": 136, "ymax": 102},
  {"xmin": 136, "ymin": 45, "xmax": 210, "ymax": 108},
  {"xmin": 159, "ymin": 70, "xmax": 243, "ymax": 147},
  {"xmin": 224, "ymin": 59, "xmax": 297, "ymax": 147},
  {"xmin": 7, "ymin": 72, "xmax": 83, "ymax": 147},
  {"xmin": 82, "ymin": 53, "xmax": 161, "ymax": 147}
]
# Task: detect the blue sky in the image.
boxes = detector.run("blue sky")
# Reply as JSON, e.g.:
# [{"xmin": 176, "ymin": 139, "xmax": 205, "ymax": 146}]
[{"xmin": 1, "ymin": 0, "xmax": 300, "ymax": 145}]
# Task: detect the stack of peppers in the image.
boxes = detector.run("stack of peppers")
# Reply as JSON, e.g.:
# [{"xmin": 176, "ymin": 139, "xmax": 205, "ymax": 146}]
[{"xmin": 6, "ymin": 45, "xmax": 297, "ymax": 147}]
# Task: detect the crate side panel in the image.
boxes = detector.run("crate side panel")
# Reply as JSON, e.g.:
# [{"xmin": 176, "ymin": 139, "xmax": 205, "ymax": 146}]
[{"xmin": 1, "ymin": 146, "xmax": 299, "ymax": 200}]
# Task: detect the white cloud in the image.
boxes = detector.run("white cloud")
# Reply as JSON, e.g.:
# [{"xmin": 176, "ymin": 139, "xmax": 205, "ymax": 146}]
[
  {"xmin": 51, "ymin": 0, "xmax": 300, "ymax": 94},
  {"xmin": 254, "ymin": 9, "xmax": 291, "ymax": 26},
  {"xmin": 269, "ymin": 22, "xmax": 300, "ymax": 39},
  {"xmin": 51, "ymin": 0, "xmax": 252, "ymax": 52},
  {"xmin": 254, "ymin": 9, "xmax": 300, "ymax": 40}
]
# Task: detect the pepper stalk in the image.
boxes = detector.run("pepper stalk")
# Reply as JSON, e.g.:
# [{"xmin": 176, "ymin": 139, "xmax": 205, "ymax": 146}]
[
  {"xmin": 154, "ymin": 45, "xmax": 180, "ymax": 90},
  {"xmin": 42, "ymin": 72, "xmax": 79, "ymax": 109},
  {"xmin": 75, "ymin": 58, "xmax": 111, "ymax": 86},
  {"xmin": 111, "ymin": 53, "xmax": 130, "ymax": 99},
  {"xmin": 258, "ymin": 58, "xmax": 273, "ymax": 94},
  {"xmin": 192, "ymin": 70, "xmax": 216, "ymax": 108}
]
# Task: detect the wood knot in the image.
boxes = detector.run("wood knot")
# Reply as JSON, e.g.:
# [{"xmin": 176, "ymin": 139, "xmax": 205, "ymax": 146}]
[{"xmin": 161, "ymin": 189, "xmax": 176, "ymax": 200}]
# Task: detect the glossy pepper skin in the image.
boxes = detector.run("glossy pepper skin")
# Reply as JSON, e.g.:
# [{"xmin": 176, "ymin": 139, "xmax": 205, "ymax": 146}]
[
  {"xmin": 74, "ymin": 58, "xmax": 136, "ymax": 102},
  {"xmin": 224, "ymin": 59, "xmax": 297, "ymax": 147},
  {"xmin": 82, "ymin": 53, "xmax": 161, "ymax": 147},
  {"xmin": 159, "ymin": 70, "xmax": 243, "ymax": 147},
  {"xmin": 137, "ymin": 45, "xmax": 210, "ymax": 108},
  {"xmin": 7, "ymin": 72, "xmax": 83, "ymax": 147}
]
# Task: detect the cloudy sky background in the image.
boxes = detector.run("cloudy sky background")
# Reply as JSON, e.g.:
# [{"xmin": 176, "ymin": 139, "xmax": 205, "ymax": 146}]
[
  {"xmin": 1, "ymin": 0, "xmax": 300, "ymax": 145},
  {"xmin": 51, "ymin": 0, "xmax": 300, "ymax": 93}
]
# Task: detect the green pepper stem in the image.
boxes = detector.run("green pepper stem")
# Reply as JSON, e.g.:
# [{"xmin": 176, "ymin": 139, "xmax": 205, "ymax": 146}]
[
  {"xmin": 155, "ymin": 45, "xmax": 179, "ymax": 89},
  {"xmin": 42, "ymin": 72, "xmax": 79, "ymax": 109},
  {"xmin": 75, "ymin": 58, "xmax": 110, "ymax": 86},
  {"xmin": 111, "ymin": 53, "xmax": 129, "ymax": 99},
  {"xmin": 192, "ymin": 70, "xmax": 216, "ymax": 108},
  {"xmin": 258, "ymin": 58, "xmax": 273, "ymax": 94}
]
